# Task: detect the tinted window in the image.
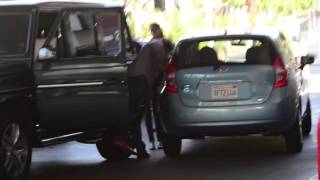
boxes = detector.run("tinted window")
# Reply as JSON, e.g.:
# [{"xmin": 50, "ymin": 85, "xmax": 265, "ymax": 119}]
[
  {"xmin": 37, "ymin": 12, "xmax": 58, "ymax": 38},
  {"xmin": 176, "ymin": 38, "xmax": 275, "ymax": 69},
  {"xmin": 35, "ymin": 12, "xmax": 58, "ymax": 58},
  {"xmin": 0, "ymin": 13, "xmax": 30, "ymax": 56},
  {"xmin": 62, "ymin": 11, "xmax": 99, "ymax": 57},
  {"xmin": 96, "ymin": 11, "xmax": 122, "ymax": 57}
]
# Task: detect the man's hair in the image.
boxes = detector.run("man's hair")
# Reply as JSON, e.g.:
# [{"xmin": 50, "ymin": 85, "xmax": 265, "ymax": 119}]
[
  {"xmin": 150, "ymin": 23, "xmax": 164, "ymax": 38},
  {"xmin": 150, "ymin": 23, "xmax": 161, "ymax": 31}
]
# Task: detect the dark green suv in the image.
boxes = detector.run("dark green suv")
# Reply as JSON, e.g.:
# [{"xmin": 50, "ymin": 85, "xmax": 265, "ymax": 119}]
[{"xmin": 0, "ymin": 1, "xmax": 138, "ymax": 180}]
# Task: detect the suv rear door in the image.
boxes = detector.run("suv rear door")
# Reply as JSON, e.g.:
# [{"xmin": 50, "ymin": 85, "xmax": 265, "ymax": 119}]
[
  {"xmin": 0, "ymin": 7, "xmax": 35, "ymax": 96},
  {"xmin": 33, "ymin": 8, "xmax": 131, "ymax": 132}
]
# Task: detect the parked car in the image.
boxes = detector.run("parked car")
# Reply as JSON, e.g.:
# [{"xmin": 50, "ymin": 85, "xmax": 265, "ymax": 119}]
[
  {"xmin": 159, "ymin": 33, "xmax": 314, "ymax": 157},
  {"xmin": 0, "ymin": 1, "xmax": 140, "ymax": 180}
]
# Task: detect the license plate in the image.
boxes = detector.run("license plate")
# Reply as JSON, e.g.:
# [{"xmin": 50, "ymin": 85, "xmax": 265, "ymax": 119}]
[{"xmin": 211, "ymin": 84, "xmax": 238, "ymax": 99}]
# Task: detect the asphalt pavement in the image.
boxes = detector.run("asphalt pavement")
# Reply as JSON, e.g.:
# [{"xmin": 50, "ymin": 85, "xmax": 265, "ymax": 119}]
[{"xmin": 28, "ymin": 65, "xmax": 320, "ymax": 180}]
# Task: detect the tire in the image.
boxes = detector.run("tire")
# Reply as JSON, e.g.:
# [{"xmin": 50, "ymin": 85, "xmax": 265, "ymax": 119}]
[
  {"xmin": 96, "ymin": 133, "xmax": 131, "ymax": 161},
  {"xmin": 162, "ymin": 134, "xmax": 181, "ymax": 157},
  {"xmin": 302, "ymin": 101, "xmax": 312, "ymax": 136},
  {"xmin": 284, "ymin": 110, "xmax": 303, "ymax": 153},
  {"xmin": 0, "ymin": 115, "xmax": 32, "ymax": 180}
]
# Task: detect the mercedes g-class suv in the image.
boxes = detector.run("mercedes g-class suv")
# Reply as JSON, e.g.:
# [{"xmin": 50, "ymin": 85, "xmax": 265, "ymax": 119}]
[{"xmin": 0, "ymin": 1, "xmax": 138, "ymax": 180}]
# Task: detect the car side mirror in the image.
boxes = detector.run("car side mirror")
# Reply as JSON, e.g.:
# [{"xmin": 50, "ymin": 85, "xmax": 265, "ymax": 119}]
[
  {"xmin": 300, "ymin": 55, "xmax": 315, "ymax": 68},
  {"xmin": 38, "ymin": 47, "xmax": 56, "ymax": 61}
]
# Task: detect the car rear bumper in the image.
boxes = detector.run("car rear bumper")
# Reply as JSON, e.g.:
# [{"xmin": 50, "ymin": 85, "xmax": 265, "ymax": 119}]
[{"xmin": 160, "ymin": 89, "xmax": 297, "ymax": 138}]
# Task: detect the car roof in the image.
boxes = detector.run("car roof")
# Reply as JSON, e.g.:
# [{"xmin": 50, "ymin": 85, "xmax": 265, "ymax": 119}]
[
  {"xmin": 178, "ymin": 34, "xmax": 281, "ymax": 45},
  {"xmin": 0, "ymin": 0, "xmax": 123, "ymax": 11}
]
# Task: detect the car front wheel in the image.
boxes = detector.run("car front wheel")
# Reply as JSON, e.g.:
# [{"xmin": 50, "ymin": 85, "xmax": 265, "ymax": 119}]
[
  {"xmin": 0, "ymin": 116, "xmax": 32, "ymax": 180},
  {"xmin": 284, "ymin": 110, "xmax": 303, "ymax": 153}
]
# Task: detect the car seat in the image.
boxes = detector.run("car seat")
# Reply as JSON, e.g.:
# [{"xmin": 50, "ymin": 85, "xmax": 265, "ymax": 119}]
[
  {"xmin": 198, "ymin": 46, "xmax": 220, "ymax": 68},
  {"xmin": 245, "ymin": 46, "xmax": 260, "ymax": 64},
  {"xmin": 62, "ymin": 19, "xmax": 77, "ymax": 57},
  {"xmin": 246, "ymin": 44, "xmax": 272, "ymax": 65}
]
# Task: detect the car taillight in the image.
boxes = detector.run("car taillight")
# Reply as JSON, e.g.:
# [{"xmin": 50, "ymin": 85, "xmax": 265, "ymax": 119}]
[
  {"xmin": 274, "ymin": 56, "xmax": 288, "ymax": 88},
  {"xmin": 165, "ymin": 60, "xmax": 177, "ymax": 93}
]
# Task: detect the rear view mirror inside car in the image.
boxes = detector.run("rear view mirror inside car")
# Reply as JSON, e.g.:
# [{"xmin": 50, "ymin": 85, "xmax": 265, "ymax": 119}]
[{"xmin": 231, "ymin": 39, "xmax": 247, "ymax": 46}]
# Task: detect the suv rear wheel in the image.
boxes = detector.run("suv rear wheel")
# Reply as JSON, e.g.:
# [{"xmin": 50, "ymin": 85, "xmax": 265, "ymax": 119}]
[
  {"xmin": 0, "ymin": 115, "xmax": 32, "ymax": 180},
  {"xmin": 284, "ymin": 110, "xmax": 303, "ymax": 153},
  {"xmin": 302, "ymin": 101, "xmax": 312, "ymax": 136},
  {"xmin": 162, "ymin": 134, "xmax": 182, "ymax": 157},
  {"xmin": 96, "ymin": 132, "xmax": 131, "ymax": 161}
]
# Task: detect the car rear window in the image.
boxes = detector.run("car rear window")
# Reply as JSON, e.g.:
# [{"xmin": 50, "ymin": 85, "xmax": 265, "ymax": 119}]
[
  {"xmin": 0, "ymin": 13, "xmax": 31, "ymax": 56},
  {"xmin": 175, "ymin": 37, "xmax": 276, "ymax": 69}
]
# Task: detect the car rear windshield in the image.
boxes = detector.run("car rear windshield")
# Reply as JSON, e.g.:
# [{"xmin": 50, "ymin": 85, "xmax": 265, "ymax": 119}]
[
  {"xmin": 175, "ymin": 37, "xmax": 276, "ymax": 69},
  {"xmin": 0, "ymin": 13, "xmax": 31, "ymax": 56}
]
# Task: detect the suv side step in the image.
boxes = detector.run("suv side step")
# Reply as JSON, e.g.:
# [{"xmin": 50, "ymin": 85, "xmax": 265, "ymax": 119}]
[{"xmin": 40, "ymin": 129, "xmax": 106, "ymax": 147}]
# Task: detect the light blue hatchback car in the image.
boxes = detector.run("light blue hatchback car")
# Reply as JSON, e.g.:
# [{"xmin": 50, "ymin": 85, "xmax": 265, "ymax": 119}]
[{"xmin": 159, "ymin": 34, "xmax": 314, "ymax": 157}]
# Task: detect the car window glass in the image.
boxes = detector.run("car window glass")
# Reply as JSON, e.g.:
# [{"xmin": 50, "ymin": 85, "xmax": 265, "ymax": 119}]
[
  {"xmin": 176, "ymin": 38, "xmax": 274, "ymax": 69},
  {"xmin": 124, "ymin": 26, "xmax": 137, "ymax": 56},
  {"xmin": 69, "ymin": 14, "xmax": 83, "ymax": 31},
  {"xmin": 96, "ymin": 11, "xmax": 122, "ymax": 57},
  {"xmin": 61, "ymin": 11, "xmax": 99, "ymax": 58},
  {"xmin": 0, "ymin": 13, "xmax": 30, "ymax": 56},
  {"xmin": 35, "ymin": 12, "xmax": 59, "ymax": 58},
  {"xmin": 124, "ymin": 27, "xmax": 131, "ymax": 51}
]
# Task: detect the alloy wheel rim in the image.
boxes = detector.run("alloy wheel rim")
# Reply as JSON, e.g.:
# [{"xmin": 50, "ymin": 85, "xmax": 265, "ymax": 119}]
[{"xmin": 1, "ymin": 122, "xmax": 28, "ymax": 177}]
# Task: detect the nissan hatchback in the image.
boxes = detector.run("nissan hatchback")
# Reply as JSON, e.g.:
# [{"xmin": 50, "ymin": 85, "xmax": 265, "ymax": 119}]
[{"xmin": 159, "ymin": 34, "xmax": 314, "ymax": 157}]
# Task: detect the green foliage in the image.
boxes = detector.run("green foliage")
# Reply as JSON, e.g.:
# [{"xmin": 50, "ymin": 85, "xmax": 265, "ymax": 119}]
[
  {"xmin": 222, "ymin": 0, "xmax": 247, "ymax": 7},
  {"xmin": 258, "ymin": 0, "xmax": 317, "ymax": 16},
  {"xmin": 126, "ymin": 5, "xmax": 207, "ymax": 42},
  {"xmin": 123, "ymin": 0, "xmax": 317, "ymax": 42},
  {"xmin": 222, "ymin": 0, "xmax": 317, "ymax": 16}
]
